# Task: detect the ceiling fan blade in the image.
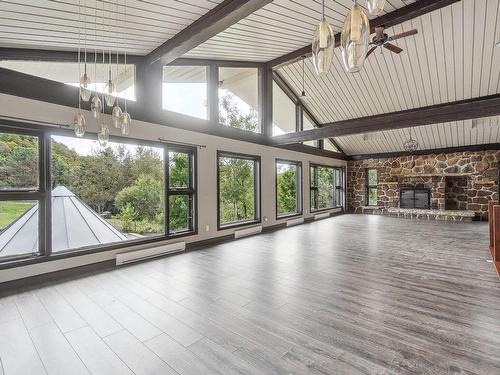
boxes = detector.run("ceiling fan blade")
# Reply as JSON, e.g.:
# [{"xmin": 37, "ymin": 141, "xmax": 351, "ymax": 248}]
[
  {"xmin": 375, "ymin": 26, "xmax": 384, "ymax": 39},
  {"xmin": 384, "ymin": 43, "xmax": 403, "ymax": 54},
  {"xmin": 388, "ymin": 29, "xmax": 418, "ymax": 41},
  {"xmin": 366, "ymin": 46, "xmax": 378, "ymax": 58}
]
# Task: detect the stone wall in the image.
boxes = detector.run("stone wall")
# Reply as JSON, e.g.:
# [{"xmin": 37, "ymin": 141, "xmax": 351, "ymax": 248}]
[{"xmin": 347, "ymin": 150, "xmax": 500, "ymax": 220}]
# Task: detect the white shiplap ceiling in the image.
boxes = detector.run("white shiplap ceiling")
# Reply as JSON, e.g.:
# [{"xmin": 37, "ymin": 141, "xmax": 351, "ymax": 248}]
[
  {"xmin": 184, "ymin": 0, "xmax": 416, "ymax": 61},
  {"xmin": 336, "ymin": 116, "xmax": 500, "ymax": 155},
  {"xmin": 0, "ymin": 0, "xmax": 224, "ymax": 55},
  {"xmin": 276, "ymin": 0, "xmax": 500, "ymax": 155}
]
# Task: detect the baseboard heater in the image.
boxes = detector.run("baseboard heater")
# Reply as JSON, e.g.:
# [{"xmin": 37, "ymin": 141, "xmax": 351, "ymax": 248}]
[
  {"xmin": 116, "ymin": 242, "xmax": 185, "ymax": 266},
  {"xmin": 234, "ymin": 226, "xmax": 262, "ymax": 239},
  {"xmin": 314, "ymin": 212, "xmax": 330, "ymax": 220},
  {"xmin": 286, "ymin": 217, "xmax": 304, "ymax": 227}
]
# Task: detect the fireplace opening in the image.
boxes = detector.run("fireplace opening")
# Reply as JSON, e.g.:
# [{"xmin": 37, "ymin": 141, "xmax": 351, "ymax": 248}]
[{"xmin": 400, "ymin": 187, "xmax": 430, "ymax": 209}]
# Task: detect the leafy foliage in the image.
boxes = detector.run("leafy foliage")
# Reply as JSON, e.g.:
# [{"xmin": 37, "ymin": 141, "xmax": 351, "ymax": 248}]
[{"xmin": 277, "ymin": 164, "xmax": 298, "ymax": 216}]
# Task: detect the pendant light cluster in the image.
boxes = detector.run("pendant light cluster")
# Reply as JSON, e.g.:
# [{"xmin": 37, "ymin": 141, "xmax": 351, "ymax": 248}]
[
  {"xmin": 73, "ymin": 0, "xmax": 132, "ymax": 145},
  {"xmin": 312, "ymin": 0, "xmax": 386, "ymax": 76}
]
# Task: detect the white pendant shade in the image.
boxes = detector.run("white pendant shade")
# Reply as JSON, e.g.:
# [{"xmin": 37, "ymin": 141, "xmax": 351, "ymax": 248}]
[
  {"xmin": 366, "ymin": 0, "xmax": 386, "ymax": 16},
  {"xmin": 340, "ymin": 5, "xmax": 370, "ymax": 73},
  {"xmin": 312, "ymin": 20, "xmax": 335, "ymax": 76}
]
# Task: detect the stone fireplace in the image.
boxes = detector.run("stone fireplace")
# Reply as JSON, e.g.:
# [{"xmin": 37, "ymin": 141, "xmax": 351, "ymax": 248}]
[{"xmin": 347, "ymin": 150, "xmax": 500, "ymax": 220}]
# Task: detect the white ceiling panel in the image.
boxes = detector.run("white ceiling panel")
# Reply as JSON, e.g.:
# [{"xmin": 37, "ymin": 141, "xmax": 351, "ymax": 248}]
[
  {"xmin": 0, "ymin": 0, "xmax": 224, "ymax": 55},
  {"xmin": 335, "ymin": 116, "xmax": 500, "ymax": 155},
  {"xmin": 184, "ymin": 0, "xmax": 416, "ymax": 61},
  {"xmin": 279, "ymin": 0, "xmax": 500, "ymax": 124}
]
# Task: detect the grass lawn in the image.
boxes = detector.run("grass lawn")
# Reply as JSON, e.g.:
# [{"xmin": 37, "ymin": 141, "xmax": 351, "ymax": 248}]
[{"xmin": 0, "ymin": 202, "xmax": 35, "ymax": 230}]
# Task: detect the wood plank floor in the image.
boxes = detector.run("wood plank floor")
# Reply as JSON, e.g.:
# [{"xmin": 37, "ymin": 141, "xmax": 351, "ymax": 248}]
[{"xmin": 1, "ymin": 214, "xmax": 499, "ymax": 375}]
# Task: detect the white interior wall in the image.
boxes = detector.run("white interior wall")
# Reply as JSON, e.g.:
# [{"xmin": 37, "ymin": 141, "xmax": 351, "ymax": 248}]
[{"xmin": 0, "ymin": 94, "xmax": 345, "ymax": 283}]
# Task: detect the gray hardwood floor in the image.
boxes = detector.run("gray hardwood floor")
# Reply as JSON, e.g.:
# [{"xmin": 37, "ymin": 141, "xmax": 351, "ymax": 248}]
[{"xmin": 1, "ymin": 214, "xmax": 499, "ymax": 375}]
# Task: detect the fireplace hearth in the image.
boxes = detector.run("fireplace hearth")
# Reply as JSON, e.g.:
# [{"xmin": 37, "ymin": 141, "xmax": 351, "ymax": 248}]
[{"xmin": 400, "ymin": 188, "xmax": 430, "ymax": 209}]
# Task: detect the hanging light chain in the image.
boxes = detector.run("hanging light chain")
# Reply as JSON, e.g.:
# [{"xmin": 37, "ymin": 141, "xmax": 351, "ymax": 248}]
[{"xmin": 77, "ymin": 0, "xmax": 81, "ymax": 112}]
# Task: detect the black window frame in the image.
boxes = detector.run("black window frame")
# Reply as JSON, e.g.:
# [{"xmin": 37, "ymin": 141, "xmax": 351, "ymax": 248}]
[
  {"xmin": 166, "ymin": 145, "xmax": 197, "ymax": 237},
  {"xmin": 366, "ymin": 168, "xmax": 378, "ymax": 206},
  {"xmin": 310, "ymin": 163, "xmax": 344, "ymax": 213},
  {"xmin": 275, "ymin": 159, "xmax": 303, "ymax": 220},
  {"xmin": 217, "ymin": 150, "xmax": 261, "ymax": 230},
  {"xmin": 0, "ymin": 122, "xmax": 198, "ymax": 269}
]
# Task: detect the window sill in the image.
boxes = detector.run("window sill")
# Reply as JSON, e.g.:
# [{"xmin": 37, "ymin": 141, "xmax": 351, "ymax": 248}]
[{"xmin": 218, "ymin": 219, "xmax": 261, "ymax": 231}]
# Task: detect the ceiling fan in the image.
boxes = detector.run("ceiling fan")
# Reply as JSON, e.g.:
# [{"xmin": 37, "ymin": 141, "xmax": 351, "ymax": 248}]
[{"xmin": 366, "ymin": 26, "xmax": 418, "ymax": 58}]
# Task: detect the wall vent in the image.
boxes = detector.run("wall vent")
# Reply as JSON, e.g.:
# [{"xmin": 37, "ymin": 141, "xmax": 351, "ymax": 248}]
[
  {"xmin": 116, "ymin": 242, "xmax": 185, "ymax": 266},
  {"xmin": 234, "ymin": 226, "xmax": 262, "ymax": 239}
]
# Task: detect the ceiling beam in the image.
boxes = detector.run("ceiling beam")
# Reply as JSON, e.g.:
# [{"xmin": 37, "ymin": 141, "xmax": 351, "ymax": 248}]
[
  {"xmin": 146, "ymin": 0, "xmax": 272, "ymax": 66},
  {"xmin": 350, "ymin": 143, "xmax": 500, "ymax": 161},
  {"xmin": 268, "ymin": 94, "xmax": 500, "ymax": 145},
  {"xmin": 266, "ymin": 0, "xmax": 460, "ymax": 70}
]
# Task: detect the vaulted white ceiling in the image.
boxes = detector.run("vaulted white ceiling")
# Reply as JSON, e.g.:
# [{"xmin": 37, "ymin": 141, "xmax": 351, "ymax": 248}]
[
  {"xmin": 0, "ymin": 0, "xmax": 224, "ymax": 55},
  {"xmin": 184, "ymin": 0, "xmax": 416, "ymax": 61}
]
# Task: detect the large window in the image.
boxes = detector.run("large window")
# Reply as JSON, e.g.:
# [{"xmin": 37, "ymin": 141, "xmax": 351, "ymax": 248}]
[
  {"xmin": 219, "ymin": 67, "xmax": 260, "ymax": 133},
  {"xmin": 0, "ymin": 130, "xmax": 43, "ymax": 262},
  {"xmin": 310, "ymin": 164, "xmax": 343, "ymax": 211},
  {"xmin": 167, "ymin": 149, "xmax": 196, "ymax": 235},
  {"xmin": 272, "ymin": 82, "xmax": 297, "ymax": 135},
  {"xmin": 0, "ymin": 126, "xmax": 197, "ymax": 264},
  {"xmin": 163, "ymin": 65, "xmax": 208, "ymax": 120},
  {"xmin": 366, "ymin": 168, "xmax": 378, "ymax": 206},
  {"xmin": 218, "ymin": 152, "xmax": 260, "ymax": 228},
  {"xmin": 303, "ymin": 113, "xmax": 317, "ymax": 148},
  {"xmin": 276, "ymin": 160, "xmax": 302, "ymax": 218},
  {"xmin": 0, "ymin": 60, "xmax": 136, "ymax": 100}
]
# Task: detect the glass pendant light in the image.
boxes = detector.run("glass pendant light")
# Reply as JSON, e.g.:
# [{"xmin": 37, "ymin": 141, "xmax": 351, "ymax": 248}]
[
  {"xmin": 90, "ymin": 94, "xmax": 102, "ymax": 119},
  {"xmin": 120, "ymin": 0, "xmax": 131, "ymax": 136},
  {"xmin": 74, "ymin": 0, "xmax": 86, "ymax": 137},
  {"xmin": 97, "ymin": 122, "xmax": 110, "ymax": 147},
  {"xmin": 104, "ymin": 50, "xmax": 116, "ymax": 106},
  {"xmin": 299, "ymin": 56, "xmax": 308, "ymax": 102},
  {"xmin": 340, "ymin": 0, "xmax": 370, "ymax": 73},
  {"xmin": 403, "ymin": 127, "xmax": 419, "ymax": 153},
  {"xmin": 112, "ymin": 104, "xmax": 122, "ymax": 128},
  {"xmin": 311, "ymin": 0, "xmax": 334, "ymax": 76},
  {"xmin": 79, "ymin": 0, "xmax": 91, "ymax": 102},
  {"xmin": 366, "ymin": 0, "xmax": 386, "ymax": 16}
]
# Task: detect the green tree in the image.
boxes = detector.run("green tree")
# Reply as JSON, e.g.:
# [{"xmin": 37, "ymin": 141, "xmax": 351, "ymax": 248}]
[
  {"xmin": 277, "ymin": 166, "xmax": 297, "ymax": 215},
  {"xmin": 219, "ymin": 93, "xmax": 258, "ymax": 132},
  {"xmin": 0, "ymin": 134, "xmax": 38, "ymax": 189},
  {"xmin": 115, "ymin": 175, "xmax": 163, "ymax": 222}
]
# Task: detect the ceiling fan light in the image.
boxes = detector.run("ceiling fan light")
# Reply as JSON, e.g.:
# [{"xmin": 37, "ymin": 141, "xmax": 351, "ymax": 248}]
[
  {"xmin": 312, "ymin": 20, "xmax": 335, "ymax": 76},
  {"xmin": 341, "ymin": 4, "xmax": 370, "ymax": 73},
  {"xmin": 366, "ymin": 0, "xmax": 386, "ymax": 16}
]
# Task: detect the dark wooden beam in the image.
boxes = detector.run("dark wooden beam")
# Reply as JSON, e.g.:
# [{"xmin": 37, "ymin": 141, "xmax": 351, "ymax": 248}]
[
  {"xmin": 268, "ymin": 94, "xmax": 500, "ymax": 145},
  {"xmin": 0, "ymin": 47, "xmax": 143, "ymax": 64},
  {"xmin": 146, "ymin": 0, "xmax": 272, "ymax": 65},
  {"xmin": 350, "ymin": 143, "xmax": 500, "ymax": 161},
  {"xmin": 267, "ymin": 0, "xmax": 460, "ymax": 69},
  {"xmin": 276, "ymin": 144, "xmax": 349, "ymax": 161}
]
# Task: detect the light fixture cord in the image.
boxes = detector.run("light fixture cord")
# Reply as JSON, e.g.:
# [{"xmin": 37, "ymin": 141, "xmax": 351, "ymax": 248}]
[
  {"xmin": 102, "ymin": 0, "xmax": 106, "ymax": 115},
  {"xmin": 321, "ymin": 0, "xmax": 325, "ymax": 20},
  {"xmin": 115, "ymin": 0, "xmax": 119, "ymax": 107},
  {"xmin": 94, "ymin": 0, "xmax": 97, "ymax": 94},
  {"xmin": 302, "ymin": 57, "xmax": 305, "ymax": 92},
  {"xmin": 78, "ymin": 0, "xmax": 81, "ymax": 111},
  {"xmin": 83, "ymin": 0, "xmax": 87, "ymax": 75},
  {"xmin": 124, "ymin": 0, "xmax": 128, "ymax": 113}
]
